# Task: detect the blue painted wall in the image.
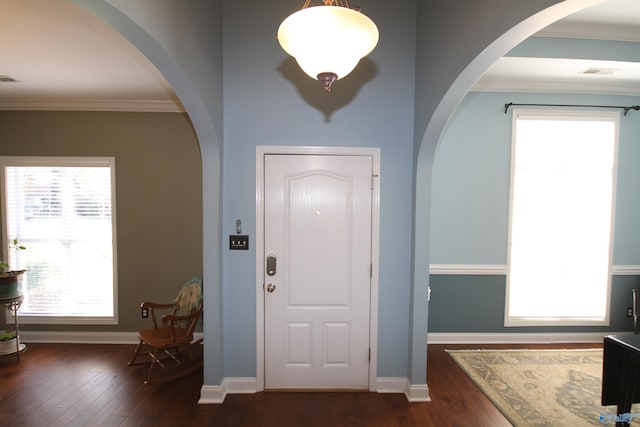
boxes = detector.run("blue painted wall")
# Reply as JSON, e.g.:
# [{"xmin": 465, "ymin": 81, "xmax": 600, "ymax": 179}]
[
  {"xmin": 432, "ymin": 91, "xmax": 640, "ymax": 265},
  {"xmin": 429, "ymin": 91, "xmax": 640, "ymax": 332},
  {"xmin": 82, "ymin": 0, "xmax": 604, "ymax": 389},
  {"xmin": 221, "ymin": 0, "xmax": 417, "ymax": 378},
  {"xmin": 429, "ymin": 275, "xmax": 639, "ymax": 333}
]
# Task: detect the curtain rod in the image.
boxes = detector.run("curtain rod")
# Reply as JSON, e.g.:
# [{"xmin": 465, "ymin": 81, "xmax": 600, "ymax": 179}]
[{"xmin": 504, "ymin": 102, "xmax": 640, "ymax": 116}]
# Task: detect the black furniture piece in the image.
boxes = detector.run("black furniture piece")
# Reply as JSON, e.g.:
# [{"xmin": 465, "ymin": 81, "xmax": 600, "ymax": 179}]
[
  {"xmin": 633, "ymin": 289, "xmax": 639, "ymax": 335},
  {"xmin": 602, "ymin": 335, "xmax": 640, "ymax": 426}
]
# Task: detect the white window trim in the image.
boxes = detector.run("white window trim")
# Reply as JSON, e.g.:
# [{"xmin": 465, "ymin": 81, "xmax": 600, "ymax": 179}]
[
  {"xmin": 0, "ymin": 156, "xmax": 118, "ymax": 325},
  {"xmin": 504, "ymin": 109, "xmax": 619, "ymax": 327}
]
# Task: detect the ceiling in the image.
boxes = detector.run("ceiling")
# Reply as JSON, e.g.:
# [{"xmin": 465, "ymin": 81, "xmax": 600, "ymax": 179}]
[
  {"xmin": 472, "ymin": 0, "xmax": 640, "ymax": 95},
  {"xmin": 0, "ymin": 0, "xmax": 639, "ymax": 111},
  {"xmin": 0, "ymin": 0, "xmax": 180, "ymax": 111}
]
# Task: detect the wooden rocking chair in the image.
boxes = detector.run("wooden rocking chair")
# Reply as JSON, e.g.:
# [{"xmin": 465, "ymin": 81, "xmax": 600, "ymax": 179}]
[{"xmin": 128, "ymin": 276, "xmax": 203, "ymax": 384}]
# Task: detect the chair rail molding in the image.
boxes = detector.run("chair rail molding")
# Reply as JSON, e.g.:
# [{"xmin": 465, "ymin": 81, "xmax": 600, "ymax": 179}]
[{"xmin": 430, "ymin": 264, "xmax": 640, "ymax": 276}]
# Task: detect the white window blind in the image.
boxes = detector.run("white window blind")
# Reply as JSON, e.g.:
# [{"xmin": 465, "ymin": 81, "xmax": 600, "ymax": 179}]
[
  {"xmin": 1, "ymin": 157, "xmax": 117, "ymax": 324},
  {"xmin": 506, "ymin": 111, "xmax": 617, "ymax": 326}
]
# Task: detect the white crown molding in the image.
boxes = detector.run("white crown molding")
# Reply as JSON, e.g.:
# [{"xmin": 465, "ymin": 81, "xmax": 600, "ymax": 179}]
[
  {"xmin": 427, "ymin": 332, "xmax": 631, "ymax": 344},
  {"xmin": 471, "ymin": 78, "xmax": 640, "ymax": 96},
  {"xmin": 536, "ymin": 22, "xmax": 640, "ymax": 43},
  {"xmin": 471, "ymin": 82, "xmax": 640, "ymax": 97},
  {"xmin": 0, "ymin": 99, "xmax": 185, "ymax": 112}
]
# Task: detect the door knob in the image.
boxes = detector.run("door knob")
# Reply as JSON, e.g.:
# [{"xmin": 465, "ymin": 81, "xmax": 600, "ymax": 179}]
[{"xmin": 266, "ymin": 283, "xmax": 276, "ymax": 293}]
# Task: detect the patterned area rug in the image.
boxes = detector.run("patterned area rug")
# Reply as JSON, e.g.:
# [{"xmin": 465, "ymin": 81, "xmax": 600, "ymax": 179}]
[{"xmin": 447, "ymin": 349, "xmax": 640, "ymax": 426}]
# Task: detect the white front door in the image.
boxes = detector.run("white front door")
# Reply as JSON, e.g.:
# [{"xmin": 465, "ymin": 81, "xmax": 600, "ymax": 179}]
[{"xmin": 263, "ymin": 154, "xmax": 372, "ymax": 389}]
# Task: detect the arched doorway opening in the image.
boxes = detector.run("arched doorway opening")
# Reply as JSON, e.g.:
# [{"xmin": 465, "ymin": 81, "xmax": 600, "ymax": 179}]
[{"xmin": 411, "ymin": 0, "xmax": 611, "ymax": 388}]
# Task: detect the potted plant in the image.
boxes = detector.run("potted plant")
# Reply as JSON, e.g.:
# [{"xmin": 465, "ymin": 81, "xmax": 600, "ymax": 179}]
[
  {"xmin": 0, "ymin": 331, "xmax": 18, "ymax": 354},
  {"xmin": 0, "ymin": 238, "xmax": 26, "ymax": 299}
]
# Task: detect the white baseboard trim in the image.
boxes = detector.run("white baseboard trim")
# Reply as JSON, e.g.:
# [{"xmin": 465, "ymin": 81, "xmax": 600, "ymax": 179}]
[
  {"xmin": 199, "ymin": 377, "xmax": 429, "ymax": 404},
  {"xmin": 376, "ymin": 377, "xmax": 431, "ymax": 402},
  {"xmin": 198, "ymin": 385, "xmax": 226, "ymax": 404},
  {"xmin": 224, "ymin": 377, "xmax": 258, "ymax": 394},
  {"xmin": 19, "ymin": 330, "xmax": 204, "ymax": 344},
  {"xmin": 405, "ymin": 383, "xmax": 431, "ymax": 402},
  {"xmin": 375, "ymin": 377, "xmax": 410, "ymax": 393},
  {"xmin": 427, "ymin": 332, "xmax": 627, "ymax": 344},
  {"xmin": 20, "ymin": 331, "xmax": 139, "ymax": 344},
  {"xmin": 198, "ymin": 378, "xmax": 257, "ymax": 404}
]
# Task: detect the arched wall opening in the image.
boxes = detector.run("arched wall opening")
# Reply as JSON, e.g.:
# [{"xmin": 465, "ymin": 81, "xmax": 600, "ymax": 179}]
[
  {"xmin": 411, "ymin": 0, "xmax": 609, "ymax": 385},
  {"xmin": 68, "ymin": 0, "xmax": 614, "ymax": 395},
  {"xmin": 72, "ymin": 0, "xmax": 225, "ymax": 384}
]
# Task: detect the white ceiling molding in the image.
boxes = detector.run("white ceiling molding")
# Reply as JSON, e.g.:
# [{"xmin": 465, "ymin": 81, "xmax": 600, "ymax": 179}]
[
  {"xmin": 471, "ymin": 81, "xmax": 640, "ymax": 97},
  {"xmin": 0, "ymin": 0, "xmax": 179, "ymax": 112},
  {"xmin": 537, "ymin": 0, "xmax": 640, "ymax": 42},
  {"xmin": 473, "ymin": 56, "xmax": 640, "ymax": 96},
  {"xmin": 474, "ymin": 0, "xmax": 640, "ymax": 95},
  {"xmin": 0, "ymin": 99, "xmax": 185, "ymax": 113},
  {"xmin": 536, "ymin": 22, "xmax": 640, "ymax": 43}
]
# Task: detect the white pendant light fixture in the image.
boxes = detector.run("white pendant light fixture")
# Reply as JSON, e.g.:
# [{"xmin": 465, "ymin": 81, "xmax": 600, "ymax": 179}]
[{"xmin": 277, "ymin": 0, "xmax": 379, "ymax": 92}]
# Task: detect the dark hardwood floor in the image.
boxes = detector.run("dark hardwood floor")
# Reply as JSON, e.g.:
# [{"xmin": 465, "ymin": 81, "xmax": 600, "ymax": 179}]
[{"xmin": 0, "ymin": 342, "xmax": 600, "ymax": 426}]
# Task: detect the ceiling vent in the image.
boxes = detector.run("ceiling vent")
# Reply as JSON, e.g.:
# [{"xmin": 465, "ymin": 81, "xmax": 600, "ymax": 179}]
[
  {"xmin": 581, "ymin": 68, "xmax": 619, "ymax": 75},
  {"xmin": 0, "ymin": 75, "xmax": 20, "ymax": 83}
]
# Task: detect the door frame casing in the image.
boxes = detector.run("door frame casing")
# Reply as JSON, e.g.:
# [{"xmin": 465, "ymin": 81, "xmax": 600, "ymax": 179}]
[{"xmin": 256, "ymin": 146, "xmax": 380, "ymax": 392}]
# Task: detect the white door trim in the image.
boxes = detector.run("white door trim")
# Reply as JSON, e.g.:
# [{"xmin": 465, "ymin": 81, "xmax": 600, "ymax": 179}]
[{"xmin": 256, "ymin": 146, "xmax": 380, "ymax": 391}]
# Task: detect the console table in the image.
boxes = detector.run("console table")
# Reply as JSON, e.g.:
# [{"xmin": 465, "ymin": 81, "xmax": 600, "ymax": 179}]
[
  {"xmin": 602, "ymin": 335, "xmax": 640, "ymax": 426},
  {"xmin": 0, "ymin": 294, "xmax": 26, "ymax": 362}
]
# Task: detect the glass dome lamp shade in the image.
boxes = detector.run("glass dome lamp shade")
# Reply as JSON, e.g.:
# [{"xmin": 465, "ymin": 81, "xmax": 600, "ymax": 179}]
[{"xmin": 277, "ymin": 5, "xmax": 379, "ymax": 92}]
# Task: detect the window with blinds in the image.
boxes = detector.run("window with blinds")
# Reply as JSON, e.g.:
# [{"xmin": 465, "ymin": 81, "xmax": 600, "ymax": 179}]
[{"xmin": 0, "ymin": 157, "xmax": 117, "ymax": 324}]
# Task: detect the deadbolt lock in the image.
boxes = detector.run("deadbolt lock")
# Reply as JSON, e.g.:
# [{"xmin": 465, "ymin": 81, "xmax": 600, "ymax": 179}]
[{"xmin": 266, "ymin": 254, "xmax": 277, "ymax": 276}]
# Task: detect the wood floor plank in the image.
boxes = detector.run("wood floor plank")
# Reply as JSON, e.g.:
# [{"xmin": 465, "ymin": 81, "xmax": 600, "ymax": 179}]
[{"xmin": 0, "ymin": 342, "xmax": 603, "ymax": 426}]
